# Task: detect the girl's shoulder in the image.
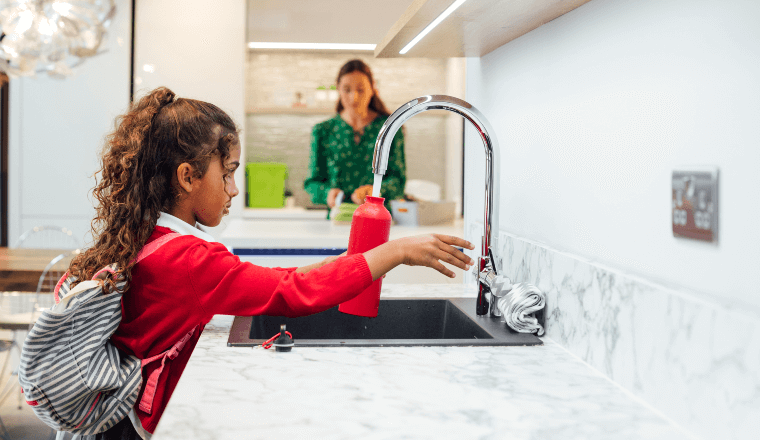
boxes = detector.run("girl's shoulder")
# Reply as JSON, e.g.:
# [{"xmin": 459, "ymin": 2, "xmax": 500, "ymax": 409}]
[{"xmin": 144, "ymin": 227, "xmax": 244, "ymax": 280}]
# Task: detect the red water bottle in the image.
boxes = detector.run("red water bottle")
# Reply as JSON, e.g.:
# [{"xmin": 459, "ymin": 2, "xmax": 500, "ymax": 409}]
[{"xmin": 338, "ymin": 196, "xmax": 392, "ymax": 317}]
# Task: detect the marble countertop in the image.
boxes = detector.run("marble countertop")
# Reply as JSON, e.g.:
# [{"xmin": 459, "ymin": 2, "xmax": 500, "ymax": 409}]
[
  {"xmin": 152, "ymin": 285, "xmax": 691, "ymax": 440},
  {"xmin": 219, "ymin": 218, "xmax": 464, "ymax": 249}
]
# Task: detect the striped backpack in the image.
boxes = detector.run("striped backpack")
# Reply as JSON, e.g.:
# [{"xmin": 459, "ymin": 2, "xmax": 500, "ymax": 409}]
[{"xmin": 18, "ymin": 233, "xmax": 194, "ymax": 435}]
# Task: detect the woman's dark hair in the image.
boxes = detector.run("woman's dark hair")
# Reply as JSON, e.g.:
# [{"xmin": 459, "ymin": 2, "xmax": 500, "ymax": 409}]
[
  {"xmin": 68, "ymin": 86, "xmax": 239, "ymax": 293},
  {"xmin": 335, "ymin": 59, "xmax": 391, "ymax": 116}
]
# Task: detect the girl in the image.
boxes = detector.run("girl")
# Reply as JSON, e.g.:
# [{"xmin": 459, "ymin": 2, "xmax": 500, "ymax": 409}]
[{"xmin": 68, "ymin": 87, "xmax": 474, "ymax": 439}]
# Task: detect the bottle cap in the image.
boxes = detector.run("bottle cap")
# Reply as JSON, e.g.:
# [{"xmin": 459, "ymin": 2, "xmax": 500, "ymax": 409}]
[{"xmin": 272, "ymin": 324, "xmax": 294, "ymax": 352}]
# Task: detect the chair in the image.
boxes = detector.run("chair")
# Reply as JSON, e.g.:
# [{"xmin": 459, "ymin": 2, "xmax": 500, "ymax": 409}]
[
  {"xmin": 15, "ymin": 226, "xmax": 81, "ymax": 321},
  {"xmin": 0, "ymin": 337, "xmax": 17, "ymax": 440},
  {"xmin": 0, "ymin": 226, "xmax": 80, "ymax": 437},
  {"xmin": 0, "ymin": 249, "xmax": 78, "ymax": 394},
  {"xmin": 0, "ymin": 250, "xmax": 76, "ymax": 440},
  {"xmin": 15, "ymin": 225, "xmax": 81, "ymax": 250},
  {"xmin": 30, "ymin": 250, "xmax": 79, "ymax": 316}
]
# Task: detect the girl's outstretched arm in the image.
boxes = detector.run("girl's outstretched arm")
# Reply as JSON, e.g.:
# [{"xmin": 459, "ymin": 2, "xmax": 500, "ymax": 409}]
[
  {"xmin": 184, "ymin": 235, "xmax": 474, "ymax": 319},
  {"xmin": 295, "ymin": 235, "xmax": 475, "ymax": 279},
  {"xmin": 295, "ymin": 252, "xmax": 346, "ymax": 274}
]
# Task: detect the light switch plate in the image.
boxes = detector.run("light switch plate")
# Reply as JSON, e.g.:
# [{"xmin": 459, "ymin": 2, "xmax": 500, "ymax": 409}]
[{"xmin": 672, "ymin": 168, "xmax": 719, "ymax": 243}]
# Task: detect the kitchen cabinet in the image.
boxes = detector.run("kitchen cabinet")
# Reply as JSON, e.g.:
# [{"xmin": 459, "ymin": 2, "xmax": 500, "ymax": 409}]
[{"xmin": 375, "ymin": 0, "xmax": 591, "ymax": 58}]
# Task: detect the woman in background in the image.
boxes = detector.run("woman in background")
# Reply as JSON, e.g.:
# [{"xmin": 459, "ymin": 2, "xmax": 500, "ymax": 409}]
[{"xmin": 304, "ymin": 59, "xmax": 406, "ymax": 209}]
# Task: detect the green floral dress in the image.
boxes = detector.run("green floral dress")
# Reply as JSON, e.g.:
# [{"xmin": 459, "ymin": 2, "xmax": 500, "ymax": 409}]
[{"xmin": 304, "ymin": 114, "xmax": 406, "ymax": 208}]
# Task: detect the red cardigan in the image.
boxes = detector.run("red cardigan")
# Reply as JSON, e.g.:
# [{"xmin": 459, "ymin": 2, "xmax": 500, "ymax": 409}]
[{"xmin": 110, "ymin": 226, "xmax": 373, "ymax": 433}]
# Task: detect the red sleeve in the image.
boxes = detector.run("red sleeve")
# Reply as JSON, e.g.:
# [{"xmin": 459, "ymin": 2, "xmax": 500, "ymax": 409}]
[{"xmin": 186, "ymin": 242, "xmax": 373, "ymax": 318}]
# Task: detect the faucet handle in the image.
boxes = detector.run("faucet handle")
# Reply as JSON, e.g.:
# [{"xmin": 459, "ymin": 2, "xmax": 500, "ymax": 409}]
[
  {"xmin": 488, "ymin": 248, "xmax": 498, "ymax": 275},
  {"xmin": 478, "ymin": 267, "xmax": 497, "ymax": 289},
  {"xmin": 475, "ymin": 254, "xmax": 493, "ymax": 280},
  {"xmin": 488, "ymin": 246, "xmax": 502, "ymax": 274},
  {"xmin": 477, "ymin": 255, "xmax": 498, "ymax": 289}
]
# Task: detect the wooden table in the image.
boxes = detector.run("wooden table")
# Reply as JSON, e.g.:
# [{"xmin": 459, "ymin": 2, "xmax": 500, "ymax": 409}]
[{"xmin": 0, "ymin": 248, "xmax": 72, "ymax": 292}]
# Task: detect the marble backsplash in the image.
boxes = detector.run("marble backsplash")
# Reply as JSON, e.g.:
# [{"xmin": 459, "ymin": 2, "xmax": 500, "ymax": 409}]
[{"xmin": 466, "ymin": 224, "xmax": 759, "ymax": 439}]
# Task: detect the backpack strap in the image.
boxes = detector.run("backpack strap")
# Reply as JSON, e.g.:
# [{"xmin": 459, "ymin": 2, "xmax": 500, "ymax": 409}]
[
  {"xmin": 53, "ymin": 273, "xmax": 69, "ymax": 302},
  {"xmin": 134, "ymin": 232, "xmax": 183, "ymax": 264},
  {"xmin": 138, "ymin": 324, "xmax": 198, "ymax": 415}
]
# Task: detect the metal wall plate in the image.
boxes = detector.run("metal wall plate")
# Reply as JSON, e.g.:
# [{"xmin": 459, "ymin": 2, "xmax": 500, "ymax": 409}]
[{"xmin": 672, "ymin": 168, "xmax": 719, "ymax": 243}]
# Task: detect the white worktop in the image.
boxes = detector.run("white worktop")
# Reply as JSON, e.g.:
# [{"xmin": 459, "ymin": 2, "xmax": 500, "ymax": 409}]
[
  {"xmin": 219, "ymin": 218, "xmax": 464, "ymax": 249},
  {"xmin": 152, "ymin": 284, "xmax": 690, "ymax": 440}
]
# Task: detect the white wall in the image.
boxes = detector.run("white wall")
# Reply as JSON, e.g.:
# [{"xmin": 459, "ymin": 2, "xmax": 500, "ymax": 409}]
[
  {"xmin": 8, "ymin": 0, "xmax": 132, "ymax": 248},
  {"xmin": 464, "ymin": 0, "xmax": 760, "ymax": 312},
  {"xmin": 134, "ymin": 0, "xmax": 247, "ymax": 237}
]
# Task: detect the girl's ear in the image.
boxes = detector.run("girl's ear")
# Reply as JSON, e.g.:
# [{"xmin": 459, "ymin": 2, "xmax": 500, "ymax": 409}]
[{"xmin": 176, "ymin": 163, "xmax": 196, "ymax": 193}]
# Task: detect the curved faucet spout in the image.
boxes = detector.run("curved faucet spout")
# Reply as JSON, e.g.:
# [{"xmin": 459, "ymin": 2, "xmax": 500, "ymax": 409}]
[{"xmin": 373, "ymin": 95, "xmax": 501, "ymax": 315}]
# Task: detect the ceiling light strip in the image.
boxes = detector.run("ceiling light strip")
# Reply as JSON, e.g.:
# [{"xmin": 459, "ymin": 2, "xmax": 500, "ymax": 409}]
[
  {"xmin": 399, "ymin": 0, "xmax": 468, "ymax": 55},
  {"xmin": 248, "ymin": 42, "xmax": 376, "ymax": 50}
]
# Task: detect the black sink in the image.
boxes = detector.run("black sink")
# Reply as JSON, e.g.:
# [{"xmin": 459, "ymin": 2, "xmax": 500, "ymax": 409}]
[{"xmin": 227, "ymin": 297, "xmax": 543, "ymax": 347}]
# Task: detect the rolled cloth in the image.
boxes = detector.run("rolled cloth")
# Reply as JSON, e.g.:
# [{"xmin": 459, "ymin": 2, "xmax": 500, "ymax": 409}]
[{"xmin": 496, "ymin": 282, "xmax": 545, "ymax": 336}]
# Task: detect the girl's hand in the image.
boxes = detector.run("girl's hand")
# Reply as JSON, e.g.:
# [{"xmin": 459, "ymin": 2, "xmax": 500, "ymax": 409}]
[
  {"xmin": 327, "ymin": 188, "xmax": 342, "ymax": 208},
  {"xmin": 351, "ymin": 185, "xmax": 373, "ymax": 204},
  {"xmin": 364, "ymin": 234, "xmax": 475, "ymax": 281},
  {"xmin": 394, "ymin": 234, "xmax": 475, "ymax": 278}
]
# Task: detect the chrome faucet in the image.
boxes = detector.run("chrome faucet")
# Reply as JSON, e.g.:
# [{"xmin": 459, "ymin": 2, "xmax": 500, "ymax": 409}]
[{"xmin": 373, "ymin": 95, "xmax": 501, "ymax": 316}]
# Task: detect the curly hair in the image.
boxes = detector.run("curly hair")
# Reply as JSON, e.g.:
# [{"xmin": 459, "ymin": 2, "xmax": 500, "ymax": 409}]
[{"xmin": 68, "ymin": 87, "xmax": 239, "ymax": 293}]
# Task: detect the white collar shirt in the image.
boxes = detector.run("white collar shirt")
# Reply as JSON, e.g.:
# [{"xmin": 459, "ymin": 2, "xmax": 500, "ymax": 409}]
[{"xmin": 156, "ymin": 212, "xmax": 217, "ymax": 243}]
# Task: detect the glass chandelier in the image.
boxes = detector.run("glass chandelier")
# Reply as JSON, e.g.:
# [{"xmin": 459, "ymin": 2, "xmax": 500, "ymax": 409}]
[{"xmin": 0, "ymin": 0, "xmax": 116, "ymax": 78}]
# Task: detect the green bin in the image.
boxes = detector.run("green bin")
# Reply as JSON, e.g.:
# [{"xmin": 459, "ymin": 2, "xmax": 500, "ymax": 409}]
[{"xmin": 246, "ymin": 162, "xmax": 288, "ymax": 208}]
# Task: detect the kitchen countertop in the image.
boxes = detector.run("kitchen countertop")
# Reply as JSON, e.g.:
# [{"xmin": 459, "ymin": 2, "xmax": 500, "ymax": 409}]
[
  {"xmin": 219, "ymin": 218, "xmax": 464, "ymax": 249},
  {"xmin": 152, "ymin": 284, "xmax": 691, "ymax": 440}
]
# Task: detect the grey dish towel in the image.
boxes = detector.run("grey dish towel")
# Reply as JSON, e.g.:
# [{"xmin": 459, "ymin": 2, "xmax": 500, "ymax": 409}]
[{"xmin": 496, "ymin": 283, "xmax": 545, "ymax": 336}]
